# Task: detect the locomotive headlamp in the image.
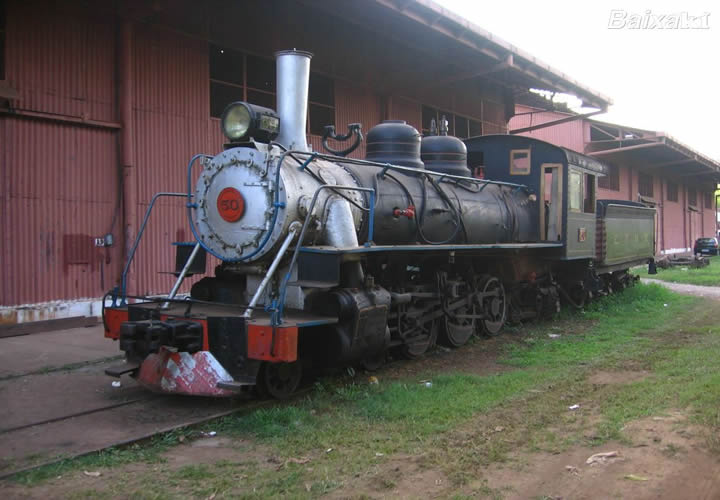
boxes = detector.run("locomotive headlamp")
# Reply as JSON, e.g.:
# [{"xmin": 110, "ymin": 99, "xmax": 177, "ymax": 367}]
[{"xmin": 220, "ymin": 102, "xmax": 280, "ymax": 143}]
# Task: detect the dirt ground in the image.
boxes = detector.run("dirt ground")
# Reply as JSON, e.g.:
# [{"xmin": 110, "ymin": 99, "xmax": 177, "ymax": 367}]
[{"xmin": 641, "ymin": 278, "xmax": 720, "ymax": 300}]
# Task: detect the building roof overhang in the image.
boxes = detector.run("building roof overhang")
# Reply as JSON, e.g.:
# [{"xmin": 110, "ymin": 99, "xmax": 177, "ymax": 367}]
[
  {"xmin": 585, "ymin": 120, "xmax": 720, "ymax": 185},
  {"xmin": 304, "ymin": 0, "xmax": 612, "ymax": 110}
]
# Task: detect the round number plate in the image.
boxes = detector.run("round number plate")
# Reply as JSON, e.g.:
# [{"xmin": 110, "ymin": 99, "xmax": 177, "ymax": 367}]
[{"xmin": 216, "ymin": 187, "xmax": 245, "ymax": 222}]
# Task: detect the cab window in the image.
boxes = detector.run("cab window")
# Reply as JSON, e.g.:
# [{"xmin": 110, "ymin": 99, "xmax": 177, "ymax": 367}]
[
  {"xmin": 509, "ymin": 149, "xmax": 531, "ymax": 175},
  {"xmin": 584, "ymin": 173, "xmax": 595, "ymax": 213},
  {"xmin": 569, "ymin": 170, "xmax": 582, "ymax": 212}
]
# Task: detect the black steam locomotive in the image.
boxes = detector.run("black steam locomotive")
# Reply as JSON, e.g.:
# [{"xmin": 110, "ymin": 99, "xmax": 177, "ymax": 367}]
[{"xmin": 103, "ymin": 50, "xmax": 655, "ymax": 398}]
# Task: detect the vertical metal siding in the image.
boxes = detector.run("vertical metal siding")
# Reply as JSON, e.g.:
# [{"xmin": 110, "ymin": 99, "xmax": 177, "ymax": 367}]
[
  {"xmin": 8, "ymin": 0, "xmax": 115, "ymax": 122},
  {"xmin": 510, "ymin": 108, "xmax": 587, "ymax": 151},
  {"xmin": 2, "ymin": 118, "xmax": 121, "ymax": 305},
  {"xmin": 389, "ymin": 97, "xmax": 422, "ymax": 132},
  {"xmin": 1, "ymin": 1, "xmax": 119, "ymax": 306},
  {"xmin": 334, "ymin": 80, "xmax": 382, "ymax": 159},
  {"xmin": 132, "ymin": 26, "xmax": 213, "ymax": 295}
]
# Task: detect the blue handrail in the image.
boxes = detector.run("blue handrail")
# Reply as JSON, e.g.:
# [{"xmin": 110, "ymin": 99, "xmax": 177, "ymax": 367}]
[
  {"xmin": 273, "ymin": 184, "xmax": 376, "ymax": 326},
  {"xmin": 119, "ymin": 192, "xmax": 187, "ymax": 305}
]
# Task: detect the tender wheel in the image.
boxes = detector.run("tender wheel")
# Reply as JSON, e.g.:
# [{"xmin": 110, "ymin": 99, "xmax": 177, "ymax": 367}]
[
  {"xmin": 477, "ymin": 277, "xmax": 506, "ymax": 336},
  {"xmin": 257, "ymin": 361, "xmax": 302, "ymax": 400},
  {"xmin": 397, "ymin": 320, "xmax": 437, "ymax": 360}
]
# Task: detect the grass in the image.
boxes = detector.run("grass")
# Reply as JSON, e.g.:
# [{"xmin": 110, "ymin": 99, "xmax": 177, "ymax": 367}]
[
  {"xmin": 637, "ymin": 255, "xmax": 720, "ymax": 286},
  {"xmin": 7, "ymin": 283, "xmax": 720, "ymax": 499}
]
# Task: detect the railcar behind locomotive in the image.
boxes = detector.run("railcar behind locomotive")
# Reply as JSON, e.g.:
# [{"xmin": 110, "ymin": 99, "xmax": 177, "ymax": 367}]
[{"xmin": 103, "ymin": 49, "xmax": 656, "ymax": 398}]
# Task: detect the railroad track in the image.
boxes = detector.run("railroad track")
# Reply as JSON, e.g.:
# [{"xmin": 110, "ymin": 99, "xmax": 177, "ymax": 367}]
[
  {"xmin": 0, "ymin": 396, "xmax": 156, "ymax": 435},
  {"xmin": 0, "ymin": 387, "xmax": 309, "ymax": 481}
]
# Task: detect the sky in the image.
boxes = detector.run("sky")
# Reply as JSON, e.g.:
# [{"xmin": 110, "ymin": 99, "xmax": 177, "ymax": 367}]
[{"xmin": 437, "ymin": 0, "xmax": 719, "ymax": 160}]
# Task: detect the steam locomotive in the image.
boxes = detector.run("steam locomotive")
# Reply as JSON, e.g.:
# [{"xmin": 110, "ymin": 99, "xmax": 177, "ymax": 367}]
[{"xmin": 103, "ymin": 50, "xmax": 656, "ymax": 398}]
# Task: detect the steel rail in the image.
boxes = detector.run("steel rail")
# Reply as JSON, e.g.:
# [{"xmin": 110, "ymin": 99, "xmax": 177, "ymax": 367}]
[{"xmin": 0, "ymin": 396, "xmax": 155, "ymax": 435}]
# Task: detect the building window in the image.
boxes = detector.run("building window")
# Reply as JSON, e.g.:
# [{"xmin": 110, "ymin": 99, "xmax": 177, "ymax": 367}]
[
  {"xmin": 509, "ymin": 149, "xmax": 531, "ymax": 175},
  {"xmin": 209, "ymin": 45, "xmax": 335, "ymax": 134},
  {"xmin": 210, "ymin": 44, "xmax": 245, "ymax": 118},
  {"xmin": 421, "ymin": 105, "xmax": 482, "ymax": 138},
  {"xmin": 638, "ymin": 172, "xmax": 653, "ymax": 198},
  {"xmin": 308, "ymin": 72, "xmax": 335, "ymax": 136},
  {"xmin": 569, "ymin": 170, "xmax": 582, "ymax": 212},
  {"xmin": 598, "ymin": 164, "xmax": 620, "ymax": 191},
  {"xmin": 666, "ymin": 181, "xmax": 678, "ymax": 202},
  {"xmin": 704, "ymin": 192, "xmax": 713, "ymax": 209},
  {"xmin": 688, "ymin": 187, "xmax": 697, "ymax": 207}
]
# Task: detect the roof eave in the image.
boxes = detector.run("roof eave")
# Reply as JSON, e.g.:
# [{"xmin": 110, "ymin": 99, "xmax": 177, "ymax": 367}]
[{"xmin": 374, "ymin": 0, "xmax": 612, "ymax": 110}]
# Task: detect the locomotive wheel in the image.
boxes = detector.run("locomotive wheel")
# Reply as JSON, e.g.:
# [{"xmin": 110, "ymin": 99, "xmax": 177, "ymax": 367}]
[
  {"xmin": 478, "ymin": 277, "xmax": 506, "ymax": 336},
  {"xmin": 439, "ymin": 293, "xmax": 476, "ymax": 348},
  {"xmin": 257, "ymin": 361, "xmax": 302, "ymax": 400},
  {"xmin": 440, "ymin": 313, "xmax": 474, "ymax": 347},
  {"xmin": 397, "ymin": 321, "xmax": 438, "ymax": 360}
]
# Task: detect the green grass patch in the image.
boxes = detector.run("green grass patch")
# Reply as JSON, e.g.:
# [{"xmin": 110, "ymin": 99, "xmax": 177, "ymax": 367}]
[
  {"xmin": 637, "ymin": 255, "xmax": 720, "ymax": 286},
  {"xmin": 503, "ymin": 283, "xmax": 692, "ymax": 368},
  {"xmin": 597, "ymin": 320, "xmax": 720, "ymax": 442}
]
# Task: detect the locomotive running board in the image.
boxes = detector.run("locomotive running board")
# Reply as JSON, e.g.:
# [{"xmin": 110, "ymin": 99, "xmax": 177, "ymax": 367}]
[{"xmin": 105, "ymin": 363, "xmax": 140, "ymax": 378}]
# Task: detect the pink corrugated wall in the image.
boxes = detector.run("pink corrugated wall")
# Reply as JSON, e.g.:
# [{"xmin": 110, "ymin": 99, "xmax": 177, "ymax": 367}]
[
  {"xmin": 509, "ymin": 106, "xmax": 584, "ymax": 150},
  {"xmin": 1, "ymin": 1, "xmax": 120, "ymax": 306},
  {"xmin": 334, "ymin": 80, "xmax": 382, "ymax": 159},
  {"xmin": 131, "ymin": 25, "xmax": 220, "ymax": 296},
  {"xmin": 7, "ymin": 1, "xmax": 115, "ymax": 122},
  {"xmin": 389, "ymin": 96, "xmax": 422, "ymax": 132}
]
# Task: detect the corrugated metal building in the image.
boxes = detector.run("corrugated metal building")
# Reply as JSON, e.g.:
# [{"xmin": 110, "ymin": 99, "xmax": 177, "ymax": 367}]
[
  {"xmin": 0, "ymin": 0, "xmax": 611, "ymax": 322},
  {"xmin": 510, "ymin": 104, "xmax": 720, "ymax": 254}
]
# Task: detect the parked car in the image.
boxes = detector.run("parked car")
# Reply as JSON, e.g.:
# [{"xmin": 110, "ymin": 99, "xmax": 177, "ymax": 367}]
[{"xmin": 694, "ymin": 237, "xmax": 719, "ymax": 255}]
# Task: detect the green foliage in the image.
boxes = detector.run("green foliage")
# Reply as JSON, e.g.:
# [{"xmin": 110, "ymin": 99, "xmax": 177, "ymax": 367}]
[
  {"xmin": 503, "ymin": 283, "xmax": 690, "ymax": 368},
  {"xmin": 637, "ymin": 256, "xmax": 720, "ymax": 286}
]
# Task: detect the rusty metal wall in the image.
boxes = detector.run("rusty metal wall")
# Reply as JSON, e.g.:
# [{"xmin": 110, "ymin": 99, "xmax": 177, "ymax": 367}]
[
  {"xmin": 333, "ymin": 80, "xmax": 382, "ymax": 159},
  {"xmin": 131, "ymin": 25, "xmax": 218, "ymax": 296},
  {"xmin": 1, "ymin": 118, "xmax": 121, "ymax": 305},
  {"xmin": 7, "ymin": 1, "xmax": 116, "ymax": 122},
  {"xmin": 389, "ymin": 96, "xmax": 422, "ymax": 132},
  {"xmin": 1, "ymin": 1, "xmax": 120, "ymax": 307}
]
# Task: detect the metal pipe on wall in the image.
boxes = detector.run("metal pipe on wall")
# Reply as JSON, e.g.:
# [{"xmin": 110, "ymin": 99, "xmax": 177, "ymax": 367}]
[{"xmin": 119, "ymin": 20, "xmax": 137, "ymax": 295}]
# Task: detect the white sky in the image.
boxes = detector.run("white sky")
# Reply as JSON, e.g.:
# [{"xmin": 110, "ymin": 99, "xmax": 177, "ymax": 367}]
[{"xmin": 437, "ymin": 0, "xmax": 719, "ymax": 160}]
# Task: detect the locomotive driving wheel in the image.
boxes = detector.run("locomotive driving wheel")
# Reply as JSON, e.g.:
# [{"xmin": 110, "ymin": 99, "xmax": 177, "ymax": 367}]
[
  {"xmin": 477, "ymin": 276, "xmax": 506, "ymax": 336},
  {"xmin": 438, "ymin": 273, "xmax": 476, "ymax": 348},
  {"xmin": 393, "ymin": 302, "xmax": 438, "ymax": 360},
  {"xmin": 257, "ymin": 361, "xmax": 302, "ymax": 400}
]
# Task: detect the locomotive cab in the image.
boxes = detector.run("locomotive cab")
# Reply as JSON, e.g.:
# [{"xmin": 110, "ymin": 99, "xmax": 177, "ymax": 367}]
[{"xmin": 465, "ymin": 135, "xmax": 607, "ymax": 260}]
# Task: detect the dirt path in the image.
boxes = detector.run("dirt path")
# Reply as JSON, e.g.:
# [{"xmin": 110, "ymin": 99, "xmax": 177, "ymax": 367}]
[{"xmin": 641, "ymin": 278, "xmax": 720, "ymax": 300}]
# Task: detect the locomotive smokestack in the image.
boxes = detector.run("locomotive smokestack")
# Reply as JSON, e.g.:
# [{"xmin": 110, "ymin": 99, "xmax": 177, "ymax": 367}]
[{"xmin": 275, "ymin": 49, "xmax": 313, "ymax": 152}]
